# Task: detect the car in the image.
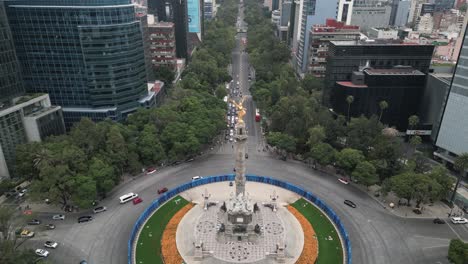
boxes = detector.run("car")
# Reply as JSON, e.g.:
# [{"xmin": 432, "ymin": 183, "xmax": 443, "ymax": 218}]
[
  {"xmin": 245, "ymin": 153, "xmax": 248, "ymax": 159},
  {"xmin": 52, "ymin": 214, "xmax": 65, "ymax": 220},
  {"xmin": 93, "ymin": 206, "xmax": 107, "ymax": 214},
  {"xmin": 344, "ymin": 200, "xmax": 356, "ymax": 208},
  {"xmin": 433, "ymin": 218, "xmax": 445, "ymax": 224},
  {"xmin": 229, "ymin": 182, "xmax": 233, "ymax": 187},
  {"xmin": 28, "ymin": 219, "xmax": 41, "ymax": 225},
  {"xmin": 77, "ymin": 216, "xmax": 93, "ymax": 223},
  {"xmin": 413, "ymin": 208, "xmax": 422, "ymax": 215},
  {"xmin": 44, "ymin": 241, "xmax": 58, "ymax": 248},
  {"xmin": 132, "ymin": 197, "xmax": 143, "ymax": 205},
  {"xmin": 229, "ymin": 137, "xmax": 234, "ymax": 142},
  {"xmin": 18, "ymin": 189, "xmax": 27, "ymax": 197},
  {"xmin": 450, "ymin": 217, "xmax": 468, "ymax": 224},
  {"xmin": 80, "ymin": 261, "xmax": 88, "ymax": 264},
  {"xmin": 338, "ymin": 177, "xmax": 350, "ymax": 185},
  {"xmin": 186, "ymin": 158, "xmax": 194, "ymax": 162},
  {"xmin": 44, "ymin": 224, "xmax": 55, "ymax": 230},
  {"xmin": 35, "ymin": 249, "xmax": 49, "ymax": 257},
  {"xmin": 145, "ymin": 167, "xmax": 157, "ymax": 175},
  {"xmin": 192, "ymin": 176, "xmax": 203, "ymax": 181},
  {"xmin": 233, "ymin": 167, "xmax": 236, "ymax": 172},
  {"xmin": 20, "ymin": 229, "xmax": 35, "ymax": 238},
  {"xmin": 158, "ymin": 187, "xmax": 168, "ymax": 194}
]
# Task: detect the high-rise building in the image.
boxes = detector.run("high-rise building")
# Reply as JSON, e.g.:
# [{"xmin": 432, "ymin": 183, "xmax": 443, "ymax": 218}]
[
  {"xmin": 0, "ymin": 2, "xmax": 65, "ymax": 179},
  {"xmin": 293, "ymin": 0, "xmax": 340, "ymax": 76},
  {"xmin": 147, "ymin": 15, "xmax": 178, "ymax": 71},
  {"xmin": 0, "ymin": 1, "xmax": 24, "ymax": 106},
  {"xmin": 324, "ymin": 40, "xmax": 434, "ymax": 105},
  {"xmin": 337, "ymin": 0, "xmax": 355, "ymax": 25},
  {"xmin": 394, "ymin": 0, "xmax": 411, "ymax": 27},
  {"xmin": 308, "ymin": 19, "xmax": 360, "ymax": 77},
  {"xmin": 148, "ymin": 0, "xmax": 189, "ymax": 59},
  {"xmin": 204, "ymin": 0, "xmax": 216, "ymax": 20},
  {"xmin": 4, "ymin": 0, "xmax": 154, "ymax": 128},
  {"xmin": 435, "ymin": 24, "xmax": 468, "ymax": 164},
  {"xmin": 416, "ymin": 13, "xmax": 435, "ymax": 33},
  {"xmin": 137, "ymin": 12, "xmax": 156, "ymax": 82},
  {"xmin": 432, "ymin": 0, "xmax": 456, "ymax": 12},
  {"xmin": 350, "ymin": 5, "xmax": 392, "ymax": 32}
]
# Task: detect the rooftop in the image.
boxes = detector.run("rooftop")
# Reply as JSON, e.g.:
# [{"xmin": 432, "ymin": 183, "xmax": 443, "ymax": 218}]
[
  {"xmin": 336, "ymin": 81, "xmax": 368, "ymax": 88},
  {"xmin": 364, "ymin": 68, "xmax": 425, "ymax": 76},
  {"xmin": 330, "ymin": 39, "xmax": 429, "ymax": 46}
]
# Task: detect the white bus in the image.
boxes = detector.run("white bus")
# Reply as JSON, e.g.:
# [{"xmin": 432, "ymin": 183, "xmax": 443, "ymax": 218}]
[{"xmin": 119, "ymin": 193, "xmax": 138, "ymax": 204}]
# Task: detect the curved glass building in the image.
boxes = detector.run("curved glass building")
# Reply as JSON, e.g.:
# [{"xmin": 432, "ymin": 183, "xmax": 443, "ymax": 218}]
[{"xmin": 4, "ymin": 0, "xmax": 153, "ymax": 127}]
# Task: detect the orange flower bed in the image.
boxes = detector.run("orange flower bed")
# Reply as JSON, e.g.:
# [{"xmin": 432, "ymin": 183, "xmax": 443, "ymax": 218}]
[
  {"xmin": 287, "ymin": 205, "xmax": 319, "ymax": 264},
  {"xmin": 161, "ymin": 203, "xmax": 194, "ymax": 264}
]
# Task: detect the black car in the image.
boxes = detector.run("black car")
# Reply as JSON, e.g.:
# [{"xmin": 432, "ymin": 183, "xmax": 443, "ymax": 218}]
[
  {"xmin": 77, "ymin": 216, "xmax": 93, "ymax": 223},
  {"xmin": 229, "ymin": 181, "xmax": 234, "ymax": 187},
  {"xmin": 433, "ymin": 218, "xmax": 445, "ymax": 224},
  {"xmin": 28, "ymin": 219, "xmax": 41, "ymax": 225},
  {"xmin": 245, "ymin": 153, "xmax": 248, "ymax": 159},
  {"xmin": 344, "ymin": 200, "xmax": 356, "ymax": 208}
]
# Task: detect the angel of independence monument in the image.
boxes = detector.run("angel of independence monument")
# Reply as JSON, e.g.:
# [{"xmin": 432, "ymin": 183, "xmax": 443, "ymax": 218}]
[{"xmin": 223, "ymin": 97, "xmax": 258, "ymax": 240}]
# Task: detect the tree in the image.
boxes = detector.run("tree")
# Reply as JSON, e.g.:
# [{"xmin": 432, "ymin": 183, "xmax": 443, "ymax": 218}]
[
  {"xmin": 347, "ymin": 116, "xmax": 383, "ymax": 153},
  {"xmin": 448, "ymin": 238, "xmax": 468, "ymax": 264},
  {"xmin": 352, "ymin": 161, "xmax": 378, "ymax": 187},
  {"xmin": 309, "ymin": 142, "xmax": 336, "ymax": 167},
  {"xmin": 408, "ymin": 115, "xmax": 419, "ymax": 130},
  {"xmin": 409, "ymin": 135, "xmax": 422, "ymax": 155},
  {"xmin": 428, "ymin": 166, "xmax": 454, "ymax": 199},
  {"xmin": 369, "ymin": 135, "xmax": 403, "ymax": 181},
  {"xmin": 137, "ymin": 125, "xmax": 166, "ymax": 165},
  {"xmin": 335, "ymin": 148, "xmax": 365, "ymax": 175},
  {"xmin": 301, "ymin": 74, "xmax": 323, "ymax": 93},
  {"xmin": 306, "ymin": 125, "xmax": 326, "ymax": 148},
  {"xmin": 451, "ymin": 153, "xmax": 468, "ymax": 204},
  {"xmin": 88, "ymin": 158, "xmax": 115, "ymax": 197},
  {"xmin": 266, "ymin": 132, "xmax": 297, "ymax": 153},
  {"xmin": 215, "ymin": 84, "xmax": 228, "ymax": 99},
  {"xmin": 378, "ymin": 100, "xmax": 388, "ymax": 122},
  {"xmin": 105, "ymin": 126, "xmax": 129, "ymax": 175},
  {"xmin": 153, "ymin": 65, "xmax": 175, "ymax": 87},
  {"xmin": 389, "ymin": 172, "xmax": 416, "ymax": 204},
  {"xmin": 346, "ymin": 95, "xmax": 354, "ymax": 123}
]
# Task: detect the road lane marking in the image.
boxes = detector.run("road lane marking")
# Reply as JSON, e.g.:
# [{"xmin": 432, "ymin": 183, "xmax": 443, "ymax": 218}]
[{"xmin": 446, "ymin": 223, "xmax": 462, "ymax": 239}]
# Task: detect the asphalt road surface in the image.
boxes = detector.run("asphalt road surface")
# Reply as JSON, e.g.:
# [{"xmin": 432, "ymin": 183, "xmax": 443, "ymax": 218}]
[{"xmin": 23, "ymin": 4, "xmax": 467, "ymax": 264}]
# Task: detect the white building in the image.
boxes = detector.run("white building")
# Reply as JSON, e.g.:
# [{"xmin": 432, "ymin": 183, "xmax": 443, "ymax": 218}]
[
  {"xmin": 368, "ymin": 27, "xmax": 399, "ymax": 39},
  {"xmin": 416, "ymin": 13, "xmax": 434, "ymax": 34}
]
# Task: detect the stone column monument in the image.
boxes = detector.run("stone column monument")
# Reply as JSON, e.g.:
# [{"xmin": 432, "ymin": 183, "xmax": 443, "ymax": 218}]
[{"xmin": 231, "ymin": 97, "xmax": 248, "ymax": 196}]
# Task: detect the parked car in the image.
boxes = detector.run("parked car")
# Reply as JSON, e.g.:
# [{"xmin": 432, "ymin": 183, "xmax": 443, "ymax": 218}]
[
  {"xmin": 44, "ymin": 241, "xmax": 58, "ymax": 249},
  {"xmin": 44, "ymin": 224, "xmax": 55, "ymax": 230},
  {"xmin": 245, "ymin": 153, "xmax": 248, "ymax": 159},
  {"xmin": 18, "ymin": 189, "xmax": 27, "ymax": 197},
  {"xmin": 77, "ymin": 216, "xmax": 93, "ymax": 223},
  {"xmin": 28, "ymin": 219, "xmax": 41, "ymax": 225},
  {"xmin": 344, "ymin": 200, "xmax": 356, "ymax": 208},
  {"xmin": 20, "ymin": 229, "xmax": 35, "ymax": 238},
  {"xmin": 93, "ymin": 206, "xmax": 107, "ymax": 214},
  {"xmin": 338, "ymin": 177, "xmax": 350, "ymax": 185},
  {"xmin": 145, "ymin": 167, "xmax": 157, "ymax": 175},
  {"xmin": 132, "ymin": 197, "xmax": 143, "ymax": 205},
  {"xmin": 35, "ymin": 249, "xmax": 49, "ymax": 257},
  {"xmin": 52, "ymin": 214, "xmax": 65, "ymax": 220},
  {"xmin": 192, "ymin": 176, "xmax": 203, "ymax": 181},
  {"xmin": 229, "ymin": 182, "xmax": 233, "ymax": 187},
  {"xmin": 433, "ymin": 218, "xmax": 445, "ymax": 224},
  {"xmin": 158, "ymin": 187, "xmax": 168, "ymax": 194},
  {"xmin": 450, "ymin": 217, "xmax": 468, "ymax": 224}
]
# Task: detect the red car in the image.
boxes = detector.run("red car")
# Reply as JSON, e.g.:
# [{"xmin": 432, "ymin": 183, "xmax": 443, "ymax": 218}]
[
  {"xmin": 132, "ymin": 197, "xmax": 143, "ymax": 205},
  {"xmin": 146, "ymin": 167, "xmax": 157, "ymax": 175},
  {"xmin": 338, "ymin": 177, "xmax": 350, "ymax": 185},
  {"xmin": 158, "ymin": 187, "xmax": 168, "ymax": 194}
]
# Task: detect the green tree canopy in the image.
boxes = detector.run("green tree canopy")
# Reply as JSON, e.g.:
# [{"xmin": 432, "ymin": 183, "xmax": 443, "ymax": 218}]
[
  {"xmin": 352, "ymin": 161, "xmax": 378, "ymax": 187},
  {"xmin": 335, "ymin": 148, "xmax": 365, "ymax": 175}
]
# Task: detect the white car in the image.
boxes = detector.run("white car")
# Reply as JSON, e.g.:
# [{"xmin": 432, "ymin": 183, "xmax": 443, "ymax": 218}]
[
  {"xmin": 18, "ymin": 189, "xmax": 27, "ymax": 197},
  {"xmin": 450, "ymin": 217, "xmax": 468, "ymax": 224},
  {"xmin": 93, "ymin": 206, "xmax": 107, "ymax": 214},
  {"xmin": 35, "ymin": 249, "xmax": 50, "ymax": 257},
  {"xmin": 52, "ymin": 214, "xmax": 65, "ymax": 220},
  {"xmin": 44, "ymin": 241, "xmax": 58, "ymax": 249},
  {"xmin": 192, "ymin": 176, "xmax": 203, "ymax": 181}
]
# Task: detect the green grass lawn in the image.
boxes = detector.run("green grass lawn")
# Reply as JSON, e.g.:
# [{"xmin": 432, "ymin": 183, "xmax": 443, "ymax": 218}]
[
  {"xmin": 292, "ymin": 198, "xmax": 343, "ymax": 264},
  {"xmin": 135, "ymin": 195, "xmax": 189, "ymax": 264}
]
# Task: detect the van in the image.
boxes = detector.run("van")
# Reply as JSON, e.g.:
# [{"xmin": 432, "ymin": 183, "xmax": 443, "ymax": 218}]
[
  {"xmin": 119, "ymin": 193, "xmax": 138, "ymax": 204},
  {"xmin": 192, "ymin": 176, "xmax": 203, "ymax": 181}
]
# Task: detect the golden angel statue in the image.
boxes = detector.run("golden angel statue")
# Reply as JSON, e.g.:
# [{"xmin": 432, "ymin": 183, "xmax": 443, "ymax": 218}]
[{"xmin": 230, "ymin": 96, "xmax": 247, "ymax": 124}]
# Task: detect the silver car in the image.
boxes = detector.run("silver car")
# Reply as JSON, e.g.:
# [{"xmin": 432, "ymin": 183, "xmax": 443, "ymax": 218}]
[
  {"xmin": 52, "ymin": 214, "xmax": 65, "ymax": 220},
  {"xmin": 93, "ymin": 206, "xmax": 107, "ymax": 214}
]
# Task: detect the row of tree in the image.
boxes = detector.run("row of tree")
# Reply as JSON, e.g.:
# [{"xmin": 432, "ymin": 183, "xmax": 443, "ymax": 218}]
[
  {"xmin": 11, "ymin": 0, "xmax": 238, "ymax": 209},
  {"xmin": 448, "ymin": 238, "xmax": 468, "ymax": 264},
  {"xmin": 244, "ymin": 0, "xmax": 464, "ymax": 206}
]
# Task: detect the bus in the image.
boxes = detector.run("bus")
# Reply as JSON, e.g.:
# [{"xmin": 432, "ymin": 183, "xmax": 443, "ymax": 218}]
[{"xmin": 255, "ymin": 109, "xmax": 261, "ymax": 122}]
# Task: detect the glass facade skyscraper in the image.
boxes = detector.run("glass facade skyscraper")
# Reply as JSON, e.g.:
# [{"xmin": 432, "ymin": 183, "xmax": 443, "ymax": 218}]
[
  {"xmin": 4, "ymin": 0, "xmax": 151, "ymax": 127},
  {"xmin": 0, "ymin": 1, "xmax": 24, "ymax": 106},
  {"xmin": 436, "ymin": 25, "xmax": 468, "ymax": 158}
]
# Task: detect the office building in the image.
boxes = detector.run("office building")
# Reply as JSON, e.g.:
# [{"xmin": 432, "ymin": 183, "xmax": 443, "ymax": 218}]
[
  {"xmin": 333, "ymin": 67, "xmax": 426, "ymax": 130},
  {"xmin": 368, "ymin": 27, "xmax": 399, "ymax": 39},
  {"xmin": 435, "ymin": 25, "xmax": 468, "ymax": 164},
  {"xmin": 419, "ymin": 73, "xmax": 451, "ymax": 141},
  {"xmin": 278, "ymin": 0, "xmax": 292, "ymax": 42},
  {"xmin": 204, "ymin": 0, "xmax": 216, "ymax": 20},
  {"xmin": 293, "ymin": 0, "xmax": 340, "ymax": 76},
  {"xmin": 337, "ymin": 0, "xmax": 354, "ymax": 25},
  {"xmin": 147, "ymin": 15, "xmax": 178, "ymax": 71},
  {"xmin": 421, "ymin": 3, "xmax": 436, "ymax": 16},
  {"xmin": 308, "ymin": 19, "xmax": 360, "ymax": 77},
  {"xmin": 432, "ymin": 0, "xmax": 456, "ymax": 12},
  {"xmin": 350, "ymin": 5, "xmax": 392, "ymax": 32},
  {"xmin": 137, "ymin": 12, "xmax": 156, "ymax": 82},
  {"xmin": 408, "ymin": 0, "xmax": 425, "ymax": 25},
  {"xmin": 272, "ymin": 10, "xmax": 281, "ymax": 26},
  {"xmin": 324, "ymin": 40, "xmax": 434, "ymax": 106},
  {"xmin": 4, "ymin": 0, "xmax": 154, "ymax": 128},
  {"xmin": 148, "ymin": 0, "xmax": 189, "ymax": 59},
  {"xmin": 416, "ymin": 13, "xmax": 435, "ymax": 34},
  {"xmin": 394, "ymin": 0, "xmax": 411, "ymax": 27}
]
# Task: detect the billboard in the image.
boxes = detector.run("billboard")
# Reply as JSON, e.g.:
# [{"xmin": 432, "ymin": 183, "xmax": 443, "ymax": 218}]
[{"xmin": 187, "ymin": 0, "xmax": 201, "ymax": 33}]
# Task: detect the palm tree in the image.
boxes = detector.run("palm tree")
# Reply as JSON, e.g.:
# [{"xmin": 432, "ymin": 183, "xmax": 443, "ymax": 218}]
[
  {"xmin": 346, "ymin": 95, "xmax": 354, "ymax": 123},
  {"xmin": 450, "ymin": 153, "xmax": 468, "ymax": 204},
  {"xmin": 379, "ymin": 100, "xmax": 388, "ymax": 122},
  {"xmin": 408, "ymin": 115, "xmax": 419, "ymax": 130}
]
